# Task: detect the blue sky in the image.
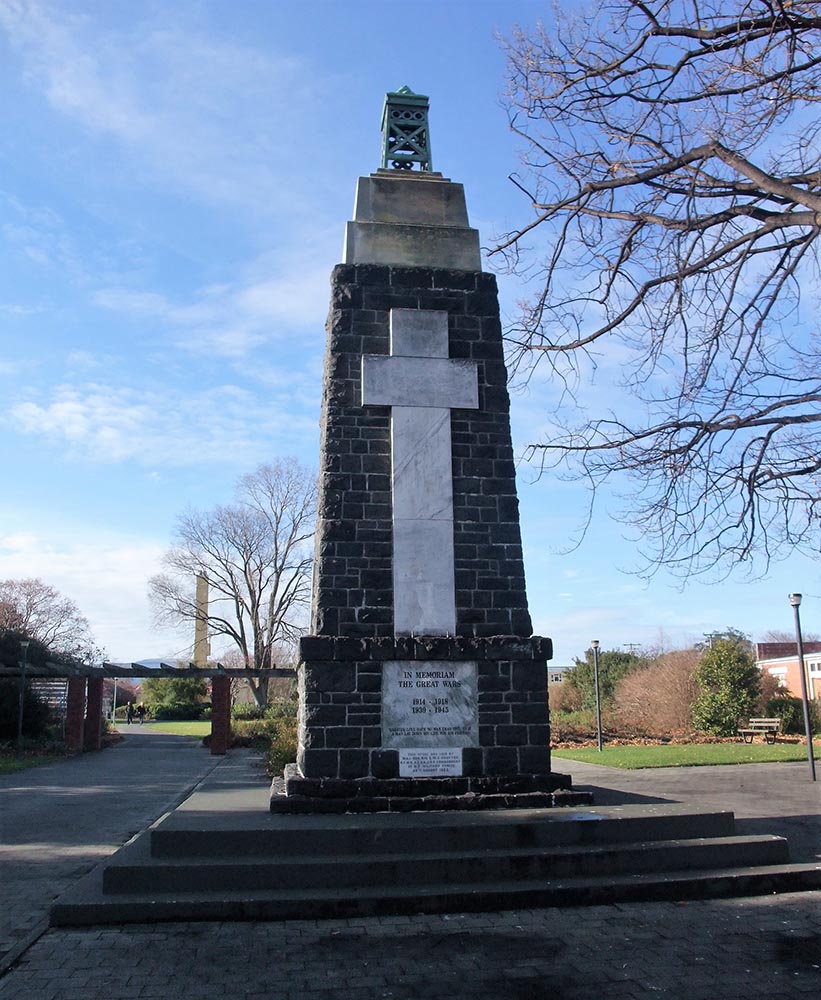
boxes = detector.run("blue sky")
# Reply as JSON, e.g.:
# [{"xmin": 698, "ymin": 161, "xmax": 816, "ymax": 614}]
[{"xmin": 1, "ymin": 0, "xmax": 816, "ymax": 665}]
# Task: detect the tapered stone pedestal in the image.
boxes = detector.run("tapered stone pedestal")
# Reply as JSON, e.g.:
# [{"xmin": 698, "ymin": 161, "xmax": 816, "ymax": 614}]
[{"xmin": 273, "ymin": 165, "xmax": 575, "ymax": 812}]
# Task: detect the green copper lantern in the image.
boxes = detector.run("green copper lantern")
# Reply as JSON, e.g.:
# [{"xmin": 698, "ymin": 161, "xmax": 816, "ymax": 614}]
[{"xmin": 381, "ymin": 86, "xmax": 432, "ymax": 171}]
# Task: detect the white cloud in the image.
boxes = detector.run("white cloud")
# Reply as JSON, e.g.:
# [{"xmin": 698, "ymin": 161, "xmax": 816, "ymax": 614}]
[
  {"xmin": 0, "ymin": 528, "xmax": 168, "ymax": 660},
  {"xmin": 0, "ymin": 358, "xmax": 27, "ymax": 376},
  {"xmin": 0, "ymin": 0, "xmax": 324, "ymax": 217},
  {"xmin": 0, "ymin": 303, "xmax": 43, "ymax": 316},
  {"xmin": 91, "ymin": 288, "xmax": 170, "ymax": 317},
  {"xmin": 91, "ymin": 243, "xmax": 334, "ymax": 358},
  {"xmin": 7, "ymin": 380, "xmax": 317, "ymax": 466},
  {"xmin": 65, "ymin": 350, "xmax": 108, "ymax": 370}
]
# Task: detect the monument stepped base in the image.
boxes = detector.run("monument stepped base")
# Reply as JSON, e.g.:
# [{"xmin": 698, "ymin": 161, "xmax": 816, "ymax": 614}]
[
  {"xmin": 49, "ymin": 753, "xmax": 821, "ymax": 927},
  {"xmin": 271, "ymin": 763, "xmax": 586, "ymax": 814}
]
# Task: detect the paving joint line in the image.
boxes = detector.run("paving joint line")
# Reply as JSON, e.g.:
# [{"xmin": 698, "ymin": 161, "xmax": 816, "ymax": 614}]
[{"xmin": 0, "ymin": 919, "xmax": 49, "ymax": 979}]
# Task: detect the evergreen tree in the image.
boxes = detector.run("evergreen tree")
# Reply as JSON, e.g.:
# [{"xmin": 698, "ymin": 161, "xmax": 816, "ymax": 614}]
[
  {"xmin": 692, "ymin": 638, "xmax": 761, "ymax": 736},
  {"xmin": 567, "ymin": 649, "xmax": 645, "ymax": 713}
]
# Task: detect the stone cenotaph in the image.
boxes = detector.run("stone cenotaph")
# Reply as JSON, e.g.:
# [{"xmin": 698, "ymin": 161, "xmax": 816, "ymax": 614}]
[{"xmin": 272, "ymin": 88, "xmax": 574, "ymax": 812}]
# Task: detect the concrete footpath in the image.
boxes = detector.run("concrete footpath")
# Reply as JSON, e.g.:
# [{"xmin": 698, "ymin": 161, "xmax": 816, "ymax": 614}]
[
  {"xmin": 558, "ymin": 754, "xmax": 821, "ymax": 863},
  {"xmin": 0, "ymin": 727, "xmax": 224, "ymax": 971},
  {"xmin": 0, "ymin": 736, "xmax": 819, "ymax": 999}
]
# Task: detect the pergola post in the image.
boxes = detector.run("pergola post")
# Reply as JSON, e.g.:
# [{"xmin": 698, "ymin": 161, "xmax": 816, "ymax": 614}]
[
  {"xmin": 65, "ymin": 677, "xmax": 86, "ymax": 752},
  {"xmin": 210, "ymin": 675, "xmax": 231, "ymax": 755},
  {"xmin": 84, "ymin": 676, "xmax": 104, "ymax": 751}
]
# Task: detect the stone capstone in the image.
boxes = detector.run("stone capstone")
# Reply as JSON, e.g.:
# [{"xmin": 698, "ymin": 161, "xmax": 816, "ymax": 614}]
[{"xmin": 344, "ymin": 171, "xmax": 481, "ymax": 271}]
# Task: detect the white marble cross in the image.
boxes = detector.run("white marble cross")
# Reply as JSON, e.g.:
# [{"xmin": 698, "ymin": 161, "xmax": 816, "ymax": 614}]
[{"xmin": 362, "ymin": 308, "xmax": 479, "ymax": 635}]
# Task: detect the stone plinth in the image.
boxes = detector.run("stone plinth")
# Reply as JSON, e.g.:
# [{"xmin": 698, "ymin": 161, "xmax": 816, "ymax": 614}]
[
  {"xmin": 344, "ymin": 171, "xmax": 481, "ymax": 271},
  {"xmin": 270, "ymin": 634, "xmax": 572, "ymax": 813},
  {"xmin": 296, "ymin": 634, "xmax": 552, "ymax": 780}
]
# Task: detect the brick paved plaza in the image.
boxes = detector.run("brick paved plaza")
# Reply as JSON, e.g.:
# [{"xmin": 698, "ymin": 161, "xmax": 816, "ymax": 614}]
[
  {"xmin": 1, "ymin": 895, "xmax": 819, "ymax": 1000},
  {"xmin": 1, "ymin": 731, "xmax": 818, "ymax": 999}
]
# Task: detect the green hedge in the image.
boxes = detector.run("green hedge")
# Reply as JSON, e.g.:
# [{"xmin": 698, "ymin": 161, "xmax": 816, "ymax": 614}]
[
  {"xmin": 765, "ymin": 695, "xmax": 819, "ymax": 735},
  {"xmin": 231, "ymin": 702, "xmax": 266, "ymax": 720},
  {"xmin": 153, "ymin": 702, "xmax": 208, "ymax": 721}
]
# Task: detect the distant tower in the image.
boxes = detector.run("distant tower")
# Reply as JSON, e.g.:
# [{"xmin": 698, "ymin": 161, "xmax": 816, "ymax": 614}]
[{"xmin": 193, "ymin": 573, "xmax": 209, "ymax": 668}]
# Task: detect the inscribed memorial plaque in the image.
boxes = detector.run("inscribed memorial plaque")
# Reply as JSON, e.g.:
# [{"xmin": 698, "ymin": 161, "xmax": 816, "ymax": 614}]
[
  {"xmin": 382, "ymin": 660, "xmax": 478, "ymax": 748},
  {"xmin": 399, "ymin": 748, "xmax": 463, "ymax": 777}
]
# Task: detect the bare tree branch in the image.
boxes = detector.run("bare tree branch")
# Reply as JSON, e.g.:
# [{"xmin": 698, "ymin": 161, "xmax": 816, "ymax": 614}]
[
  {"xmin": 148, "ymin": 459, "xmax": 317, "ymax": 705},
  {"xmin": 495, "ymin": 0, "xmax": 821, "ymax": 578},
  {"xmin": 0, "ymin": 578, "xmax": 103, "ymax": 661}
]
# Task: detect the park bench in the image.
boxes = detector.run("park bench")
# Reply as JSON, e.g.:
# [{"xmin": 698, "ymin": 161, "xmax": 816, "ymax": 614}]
[{"xmin": 737, "ymin": 718, "xmax": 780, "ymax": 745}]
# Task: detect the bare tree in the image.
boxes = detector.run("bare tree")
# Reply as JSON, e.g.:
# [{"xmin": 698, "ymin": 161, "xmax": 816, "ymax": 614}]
[
  {"xmin": 149, "ymin": 460, "xmax": 316, "ymax": 706},
  {"xmin": 761, "ymin": 628, "xmax": 820, "ymax": 642},
  {"xmin": 495, "ymin": 0, "xmax": 821, "ymax": 578},
  {"xmin": 0, "ymin": 577, "xmax": 102, "ymax": 661},
  {"xmin": 217, "ymin": 643, "xmax": 297, "ymax": 706},
  {"xmin": 614, "ymin": 648, "xmax": 700, "ymax": 735}
]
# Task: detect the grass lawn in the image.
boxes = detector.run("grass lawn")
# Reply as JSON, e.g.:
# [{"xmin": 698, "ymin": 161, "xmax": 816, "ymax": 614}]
[
  {"xmin": 129, "ymin": 721, "xmax": 211, "ymax": 738},
  {"xmin": 0, "ymin": 755, "xmax": 62, "ymax": 775},
  {"xmin": 552, "ymin": 741, "xmax": 821, "ymax": 769}
]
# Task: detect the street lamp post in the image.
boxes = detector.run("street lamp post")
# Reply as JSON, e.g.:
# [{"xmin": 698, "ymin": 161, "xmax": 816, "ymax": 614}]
[
  {"xmin": 16, "ymin": 640, "xmax": 31, "ymax": 758},
  {"xmin": 789, "ymin": 594, "xmax": 816, "ymax": 782},
  {"xmin": 591, "ymin": 640, "xmax": 603, "ymax": 753}
]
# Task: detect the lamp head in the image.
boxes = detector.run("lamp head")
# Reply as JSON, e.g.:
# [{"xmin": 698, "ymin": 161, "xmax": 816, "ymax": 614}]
[
  {"xmin": 591, "ymin": 640, "xmax": 600, "ymax": 649},
  {"xmin": 789, "ymin": 593, "xmax": 802, "ymax": 607},
  {"xmin": 20, "ymin": 640, "xmax": 30, "ymax": 651}
]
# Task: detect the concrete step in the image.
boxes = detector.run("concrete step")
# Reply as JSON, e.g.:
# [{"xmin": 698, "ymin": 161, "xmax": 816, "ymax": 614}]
[
  {"xmin": 104, "ymin": 834, "xmax": 789, "ymax": 894},
  {"xmin": 51, "ymin": 860, "xmax": 821, "ymax": 927},
  {"xmin": 46, "ymin": 755, "xmax": 820, "ymax": 928},
  {"xmin": 150, "ymin": 803, "xmax": 738, "ymax": 858}
]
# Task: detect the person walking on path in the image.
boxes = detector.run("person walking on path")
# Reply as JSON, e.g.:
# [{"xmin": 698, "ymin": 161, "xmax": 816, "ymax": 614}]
[
  {"xmin": 136, "ymin": 703, "xmax": 146, "ymax": 725},
  {"xmin": 126, "ymin": 703, "xmax": 134, "ymax": 725}
]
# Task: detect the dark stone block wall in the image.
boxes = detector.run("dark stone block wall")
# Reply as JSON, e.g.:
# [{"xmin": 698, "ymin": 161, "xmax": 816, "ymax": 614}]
[
  {"xmin": 297, "ymin": 635, "xmax": 553, "ymax": 783},
  {"xmin": 312, "ymin": 263, "xmax": 533, "ymax": 639},
  {"xmin": 274, "ymin": 262, "xmax": 568, "ymax": 809}
]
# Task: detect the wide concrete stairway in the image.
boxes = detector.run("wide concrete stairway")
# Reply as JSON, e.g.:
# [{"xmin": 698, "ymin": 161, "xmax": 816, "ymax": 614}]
[{"xmin": 50, "ymin": 754, "xmax": 821, "ymax": 926}]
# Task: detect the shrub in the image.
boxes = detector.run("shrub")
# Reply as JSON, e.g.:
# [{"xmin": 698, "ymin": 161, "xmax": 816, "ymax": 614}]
[
  {"xmin": 265, "ymin": 711, "xmax": 298, "ymax": 775},
  {"xmin": 231, "ymin": 718, "xmax": 278, "ymax": 741},
  {"xmin": 566, "ymin": 649, "xmax": 646, "ymax": 713},
  {"xmin": 262, "ymin": 698, "xmax": 299, "ymax": 775},
  {"xmin": 549, "ymin": 680, "xmax": 582, "ymax": 715},
  {"xmin": 613, "ymin": 649, "xmax": 699, "ymax": 736},
  {"xmin": 265, "ymin": 699, "xmax": 298, "ymax": 723},
  {"xmin": 756, "ymin": 670, "xmax": 783, "ymax": 712},
  {"xmin": 0, "ymin": 678, "xmax": 52, "ymax": 741},
  {"xmin": 231, "ymin": 702, "xmax": 266, "ymax": 720},
  {"xmin": 549, "ymin": 708, "xmax": 598, "ymax": 742},
  {"xmin": 153, "ymin": 702, "xmax": 206, "ymax": 721},
  {"xmin": 141, "ymin": 676, "xmax": 207, "ymax": 716},
  {"xmin": 692, "ymin": 689, "xmax": 748, "ymax": 736},
  {"xmin": 226, "ymin": 698, "xmax": 298, "ymax": 774},
  {"xmin": 765, "ymin": 695, "xmax": 820, "ymax": 735}
]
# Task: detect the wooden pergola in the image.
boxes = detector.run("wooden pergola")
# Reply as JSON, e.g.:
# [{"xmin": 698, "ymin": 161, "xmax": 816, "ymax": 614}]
[{"xmin": 2, "ymin": 659, "xmax": 295, "ymax": 756}]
